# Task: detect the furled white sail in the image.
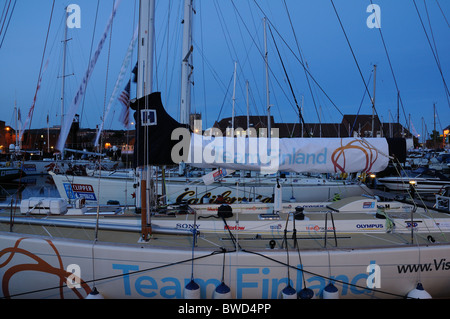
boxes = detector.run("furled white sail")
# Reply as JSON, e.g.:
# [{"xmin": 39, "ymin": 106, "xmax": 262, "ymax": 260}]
[{"xmin": 183, "ymin": 133, "xmax": 389, "ymax": 174}]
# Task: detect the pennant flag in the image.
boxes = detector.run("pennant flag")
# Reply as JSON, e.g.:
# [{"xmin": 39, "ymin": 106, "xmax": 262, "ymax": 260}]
[
  {"xmin": 93, "ymin": 26, "xmax": 137, "ymax": 147},
  {"xmin": 57, "ymin": 0, "xmax": 122, "ymax": 151},
  {"xmin": 19, "ymin": 59, "xmax": 49, "ymax": 142}
]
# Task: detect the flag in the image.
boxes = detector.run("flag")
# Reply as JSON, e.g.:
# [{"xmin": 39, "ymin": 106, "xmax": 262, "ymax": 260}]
[
  {"xmin": 93, "ymin": 25, "xmax": 137, "ymax": 147},
  {"xmin": 56, "ymin": 0, "xmax": 122, "ymax": 152},
  {"xmin": 19, "ymin": 59, "xmax": 49, "ymax": 142},
  {"xmin": 119, "ymin": 81, "xmax": 131, "ymax": 127}
]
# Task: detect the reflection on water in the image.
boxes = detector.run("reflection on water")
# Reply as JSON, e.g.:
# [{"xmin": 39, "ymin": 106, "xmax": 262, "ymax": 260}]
[{"xmin": 0, "ymin": 175, "xmax": 60, "ymax": 206}]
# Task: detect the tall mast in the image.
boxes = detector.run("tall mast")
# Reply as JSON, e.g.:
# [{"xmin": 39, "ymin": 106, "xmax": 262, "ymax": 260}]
[
  {"xmin": 232, "ymin": 61, "xmax": 237, "ymax": 131},
  {"xmin": 371, "ymin": 64, "xmax": 377, "ymax": 137},
  {"xmin": 264, "ymin": 17, "xmax": 271, "ymax": 138},
  {"xmin": 60, "ymin": 8, "xmax": 72, "ymax": 157},
  {"xmin": 137, "ymin": 0, "xmax": 156, "ymax": 98},
  {"xmin": 14, "ymin": 99, "xmax": 18, "ymax": 148},
  {"xmin": 136, "ymin": 0, "xmax": 156, "ymax": 241},
  {"xmin": 246, "ymin": 80, "xmax": 250, "ymax": 132},
  {"xmin": 61, "ymin": 10, "xmax": 68, "ymax": 130},
  {"xmin": 180, "ymin": 0, "xmax": 193, "ymax": 125}
]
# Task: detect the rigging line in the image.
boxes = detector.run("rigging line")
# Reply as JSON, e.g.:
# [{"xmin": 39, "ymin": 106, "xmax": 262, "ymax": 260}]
[
  {"xmin": 240, "ymin": 249, "xmax": 408, "ymax": 298},
  {"xmin": 198, "ymin": 0, "xmax": 208, "ymax": 127},
  {"xmin": 351, "ymin": 71, "xmax": 373, "ymax": 134},
  {"xmin": 192, "ymin": 41, "xmax": 232, "ymax": 96},
  {"xmin": 435, "ymin": 0, "xmax": 450, "ymax": 28},
  {"xmin": 3, "ymin": 244, "xmax": 409, "ymax": 299},
  {"xmin": 213, "ymin": 0, "xmax": 237, "ymax": 65},
  {"xmin": 250, "ymin": 1, "xmax": 345, "ymax": 120},
  {"xmin": 229, "ymin": 1, "xmax": 310, "ymax": 125},
  {"xmin": 412, "ymin": 0, "xmax": 450, "ymax": 105},
  {"xmin": 215, "ymin": 73, "xmax": 234, "ymax": 124},
  {"xmin": 282, "ymin": 0, "xmax": 320, "ymax": 133},
  {"xmin": 424, "ymin": 0, "xmax": 442, "ymax": 70},
  {"xmin": 268, "ymin": 24, "xmax": 310, "ymax": 138},
  {"xmin": 2, "ymin": 249, "xmax": 223, "ymax": 299},
  {"xmin": 0, "ymin": 0, "xmax": 11, "ymax": 37},
  {"xmin": 368, "ymin": 0, "xmax": 409, "ymax": 128},
  {"xmin": 0, "ymin": 0, "xmax": 9, "ymax": 29},
  {"xmin": 330, "ymin": 0, "xmax": 386, "ymax": 137},
  {"xmin": 0, "ymin": 0, "xmax": 16, "ymax": 50},
  {"xmin": 80, "ymin": 0, "xmax": 100, "ymax": 126},
  {"xmin": 423, "ymin": 0, "xmax": 450, "ymax": 110},
  {"xmin": 25, "ymin": 0, "xmax": 56, "ymax": 135}
]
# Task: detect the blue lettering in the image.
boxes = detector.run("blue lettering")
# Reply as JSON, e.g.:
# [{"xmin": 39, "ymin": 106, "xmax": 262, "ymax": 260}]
[
  {"xmin": 350, "ymin": 273, "xmax": 370, "ymax": 295},
  {"xmin": 317, "ymin": 148, "xmax": 327, "ymax": 164},
  {"xmin": 331, "ymin": 274, "xmax": 349, "ymax": 296},
  {"xmin": 237, "ymin": 268, "xmax": 259, "ymax": 299},
  {"xmin": 295, "ymin": 152, "xmax": 305, "ymax": 164},
  {"xmin": 306, "ymin": 153, "xmax": 316, "ymax": 164},
  {"xmin": 111, "ymin": 261, "xmax": 376, "ymax": 299},
  {"xmin": 113, "ymin": 264, "xmax": 139, "ymax": 296},
  {"xmin": 262, "ymin": 268, "xmax": 270, "ymax": 299},
  {"xmin": 160, "ymin": 277, "xmax": 182, "ymax": 299},
  {"xmin": 135, "ymin": 276, "xmax": 157, "ymax": 298}
]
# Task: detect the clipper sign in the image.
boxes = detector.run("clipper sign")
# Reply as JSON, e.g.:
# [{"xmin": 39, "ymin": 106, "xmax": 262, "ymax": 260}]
[{"xmin": 63, "ymin": 183, "xmax": 97, "ymax": 201}]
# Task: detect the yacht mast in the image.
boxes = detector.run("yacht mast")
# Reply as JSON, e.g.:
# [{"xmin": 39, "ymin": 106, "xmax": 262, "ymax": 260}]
[
  {"xmin": 180, "ymin": 0, "xmax": 194, "ymax": 125},
  {"xmin": 232, "ymin": 61, "xmax": 237, "ymax": 131},
  {"xmin": 371, "ymin": 64, "xmax": 377, "ymax": 137},
  {"xmin": 136, "ymin": 0, "xmax": 156, "ymax": 240},
  {"xmin": 264, "ymin": 17, "xmax": 271, "ymax": 138},
  {"xmin": 137, "ymin": 0, "xmax": 155, "ymax": 98},
  {"xmin": 60, "ymin": 8, "xmax": 72, "ymax": 157}
]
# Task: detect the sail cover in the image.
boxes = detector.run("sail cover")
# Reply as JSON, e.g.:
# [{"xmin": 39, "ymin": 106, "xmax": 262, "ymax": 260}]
[
  {"xmin": 134, "ymin": 92, "xmax": 398, "ymax": 174},
  {"xmin": 186, "ymin": 134, "xmax": 390, "ymax": 174}
]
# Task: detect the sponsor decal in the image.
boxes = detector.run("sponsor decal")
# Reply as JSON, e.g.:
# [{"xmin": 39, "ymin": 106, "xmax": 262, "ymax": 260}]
[
  {"xmin": 397, "ymin": 258, "xmax": 450, "ymax": 274},
  {"xmin": 112, "ymin": 262, "xmax": 377, "ymax": 299},
  {"xmin": 363, "ymin": 201, "xmax": 375, "ymax": 209},
  {"xmin": 176, "ymin": 223, "xmax": 200, "ymax": 230},
  {"xmin": 0, "ymin": 238, "xmax": 92, "ymax": 299},
  {"xmin": 405, "ymin": 221, "xmax": 421, "ymax": 228},
  {"xmin": 175, "ymin": 190, "xmax": 272, "ymax": 205},
  {"xmin": 356, "ymin": 224, "xmax": 384, "ymax": 230},
  {"xmin": 269, "ymin": 224, "xmax": 283, "ymax": 230},
  {"xmin": 22, "ymin": 164, "xmax": 37, "ymax": 172},
  {"xmin": 63, "ymin": 183, "xmax": 97, "ymax": 201},
  {"xmin": 224, "ymin": 225, "xmax": 245, "ymax": 231},
  {"xmin": 306, "ymin": 225, "xmax": 336, "ymax": 232}
]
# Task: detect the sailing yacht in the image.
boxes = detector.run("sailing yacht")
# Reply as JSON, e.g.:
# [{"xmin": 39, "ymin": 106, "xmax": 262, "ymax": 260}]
[{"xmin": 2, "ymin": 1, "xmax": 450, "ymax": 301}]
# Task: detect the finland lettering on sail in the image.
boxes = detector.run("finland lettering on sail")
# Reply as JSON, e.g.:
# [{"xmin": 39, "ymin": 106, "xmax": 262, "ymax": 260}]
[{"xmin": 170, "ymin": 120, "xmax": 389, "ymax": 174}]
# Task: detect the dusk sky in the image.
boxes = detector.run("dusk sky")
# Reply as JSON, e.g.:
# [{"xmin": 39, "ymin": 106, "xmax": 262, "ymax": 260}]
[{"xmin": 0, "ymin": 0, "xmax": 449, "ymax": 141}]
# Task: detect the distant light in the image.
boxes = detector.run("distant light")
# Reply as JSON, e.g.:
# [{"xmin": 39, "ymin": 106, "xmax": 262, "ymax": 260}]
[{"xmin": 409, "ymin": 180, "xmax": 417, "ymax": 185}]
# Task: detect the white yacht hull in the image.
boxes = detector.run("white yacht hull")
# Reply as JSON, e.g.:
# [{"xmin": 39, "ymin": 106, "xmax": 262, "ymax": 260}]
[
  {"xmin": 378, "ymin": 177, "xmax": 450, "ymax": 193},
  {"xmin": 50, "ymin": 172, "xmax": 372, "ymax": 206},
  {"xmin": 1, "ymin": 231, "xmax": 449, "ymax": 299}
]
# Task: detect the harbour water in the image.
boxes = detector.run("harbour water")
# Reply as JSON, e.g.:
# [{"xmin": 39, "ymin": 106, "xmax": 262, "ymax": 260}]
[{"xmin": 0, "ymin": 175, "xmax": 59, "ymax": 207}]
